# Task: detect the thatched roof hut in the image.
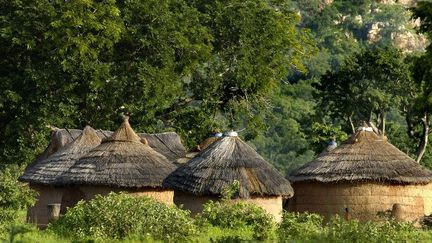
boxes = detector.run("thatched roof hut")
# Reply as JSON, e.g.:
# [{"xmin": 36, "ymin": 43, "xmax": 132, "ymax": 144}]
[
  {"xmin": 288, "ymin": 127, "xmax": 432, "ymax": 222},
  {"xmin": 57, "ymin": 117, "xmax": 176, "ymax": 188},
  {"xmin": 19, "ymin": 126, "xmax": 101, "ymax": 185},
  {"xmin": 164, "ymin": 131, "xmax": 293, "ymax": 221},
  {"xmin": 19, "ymin": 126, "xmax": 101, "ymax": 228}
]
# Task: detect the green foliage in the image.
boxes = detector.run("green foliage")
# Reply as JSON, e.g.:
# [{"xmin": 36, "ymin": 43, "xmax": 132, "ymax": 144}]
[
  {"xmin": 317, "ymin": 46, "xmax": 412, "ymax": 131},
  {"xmin": 250, "ymin": 80, "xmax": 317, "ymax": 174},
  {"xmin": 0, "ymin": 165, "xmax": 36, "ymax": 233},
  {"xmin": 309, "ymin": 122, "xmax": 348, "ymax": 153},
  {"xmin": 220, "ymin": 180, "xmax": 240, "ymax": 201},
  {"xmin": 200, "ymin": 200, "xmax": 276, "ymax": 241},
  {"xmin": 187, "ymin": 0, "xmax": 315, "ymax": 138},
  {"xmin": 48, "ymin": 192, "xmax": 197, "ymax": 241},
  {"xmin": 278, "ymin": 212, "xmax": 421, "ymax": 243},
  {"xmin": 324, "ymin": 216, "xmax": 420, "ymax": 243},
  {"xmin": 278, "ymin": 212, "xmax": 325, "ymax": 242},
  {"xmin": 0, "ymin": 222, "xmax": 69, "ymax": 243}
]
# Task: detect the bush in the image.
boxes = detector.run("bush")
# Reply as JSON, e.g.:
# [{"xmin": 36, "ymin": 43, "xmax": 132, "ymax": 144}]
[
  {"xmin": 200, "ymin": 200, "xmax": 276, "ymax": 241},
  {"xmin": 324, "ymin": 216, "xmax": 420, "ymax": 243},
  {"xmin": 0, "ymin": 165, "xmax": 36, "ymax": 232},
  {"xmin": 48, "ymin": 192, "xmax": 197, "ymax": 241},
  {"xmin": 278, "ymin": 212, "xmax": 421, "ymax": 243},
  {"xmin": 278, "ymin": 212, "xmax": 325, "ymax": 242}
]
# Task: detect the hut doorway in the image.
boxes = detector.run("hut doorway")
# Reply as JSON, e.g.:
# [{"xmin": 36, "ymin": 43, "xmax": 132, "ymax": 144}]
[{"xmin": 60, "ymin": 188, "xmax": 85, "ymax": 214}]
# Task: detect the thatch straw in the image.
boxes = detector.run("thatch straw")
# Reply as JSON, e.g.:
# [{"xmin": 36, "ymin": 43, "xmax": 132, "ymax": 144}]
[
  {"xmin": 19, "ymin": 126, "xmax": 101, "ymax": 185},
  {"xmin": 164, "ymin": 134, "xmax": 293, "ymax": 198},
  {"xmin": 30, "ymin": 127, "xmax": 186, "ymax": 163},
  {"xmin": 56, "ymin": 117, "xmax": 176, "ymax": 188},
  {"xmin": 289, "ymin": 129, "xmax": 432, "ymax": 184}
]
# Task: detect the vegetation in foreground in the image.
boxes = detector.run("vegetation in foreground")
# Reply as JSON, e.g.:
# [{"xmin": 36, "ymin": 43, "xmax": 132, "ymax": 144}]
[{"xmin": 0, "ymin": 191, "xmax": 430, "ymax": 243}]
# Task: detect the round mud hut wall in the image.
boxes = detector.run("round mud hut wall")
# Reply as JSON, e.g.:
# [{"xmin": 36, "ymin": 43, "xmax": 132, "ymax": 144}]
[
  {"xmin": 288, "ymin": 182, "xmax": 432, "ymax": 222},
  {"xmin": 27, "ymin": 184, "xmax": 63, "ymax": 228},
  {"xmin": 174, "ymin": 191, "xmax": 283, "ymax": 221},
  {"xmin": 79, "ymin": 186, "xmax": 174, "ymax": 204}
]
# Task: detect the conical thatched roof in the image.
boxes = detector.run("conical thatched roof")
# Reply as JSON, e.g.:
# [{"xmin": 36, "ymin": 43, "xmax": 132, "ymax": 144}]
[
  {"xmin": 289, "ymin": 128, "xmax": 432, "ymax": 184},
  {"xmin": 164, "ymin": 133, "xmax": 293, "ymax": 198},
  {"xmin": 56, "ymin": 117, "xmax": 176, "ymax": 188},
  {"xmin": 19, "ymin": 126, "xmax": 102, "ymax": 185},
  {"xmin": 27, "ymin": 128, "xmax": 186, "ymax": 167}
]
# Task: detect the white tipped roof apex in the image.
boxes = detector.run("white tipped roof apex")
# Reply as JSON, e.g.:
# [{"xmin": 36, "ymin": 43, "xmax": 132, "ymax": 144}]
[{"xmin": 224, "ymin": 130, "xmax": 238, "ymax": 137}]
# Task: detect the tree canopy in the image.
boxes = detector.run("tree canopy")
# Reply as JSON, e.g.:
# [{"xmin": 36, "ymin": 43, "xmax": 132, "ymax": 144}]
[{"xmin": 0, "ymin": 0, "xmax": 313, "ymax": 166}]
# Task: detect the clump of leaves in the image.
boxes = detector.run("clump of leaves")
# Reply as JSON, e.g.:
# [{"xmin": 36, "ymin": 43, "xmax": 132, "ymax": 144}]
[
  {"xmin": 199, "ymin": 181, "xmax": 276, "ymax": 241},
  {"xmin": 278, "ymin": 212, "xmax": 420, "ymax": 243},
  {"xmin": 324, "ymin": 216, "xmax": 420, "ymax": 243},
  {"xmin": 48, "ymin": 192, "xmax": 197, "ymax": 241},
  {"xmin": 277, "ymin": 212, "xmax": 325, "ymax": 242},
  {"xmin": 0, "ymin": 165, "xmax": 36, "ymax": 232}
]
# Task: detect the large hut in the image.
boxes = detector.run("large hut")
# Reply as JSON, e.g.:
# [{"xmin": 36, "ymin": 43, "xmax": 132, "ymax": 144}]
[
  {"xmin": 288, "ymin": 127, "xmax": 432, "ymax": 222},
  {"xmin": 164, "ymin": 131, "xmax": 293, "ymax": 221},
  {"xmin": 19, "ymin": 126, "xmax": 101, "ymax": 227},
  {"xmin": 56, "ymin": 117, "xmax": 177, "ymax": 204}
]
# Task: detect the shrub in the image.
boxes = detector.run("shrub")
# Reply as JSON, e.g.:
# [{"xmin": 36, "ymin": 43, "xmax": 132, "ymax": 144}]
[
  {"xmin": 324, "ymin": 216, "xmax": 421, "ymax": 243},
  {"xmin": 200, "ymin": 200, "xmax": 276, "ymax": 241},
  {"xmin": 277, "ymin": 212, "xmax": 325, "ymax": 242},
  {"xmin": 48, "ymin": 192, "xmax": 197, "ymax": 241},
  {"xmin": 278, "ymin": 212, "xmax": 421, "ymax": 243},
  {"xmin": 0, "ymin": 165, "xmax": 36, "ymax": 232}
]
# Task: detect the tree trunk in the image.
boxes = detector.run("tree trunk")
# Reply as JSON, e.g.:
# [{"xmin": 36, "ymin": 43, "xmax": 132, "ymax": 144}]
[
  {"xmin": 405, "ymin": 111, "xmax": 415, "ymax": 139},
  {"xmin": 416, "ymin": 112, "xmax": 430, "ymax": 163}
]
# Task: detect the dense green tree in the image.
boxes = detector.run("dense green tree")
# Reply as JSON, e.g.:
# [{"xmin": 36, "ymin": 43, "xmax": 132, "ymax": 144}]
[
  {"xmin": 316, "ymin": 47, "xmax": 412, "ymax": 135},
  {"xmin": 183, "ymin": 0, "xmax": 315, "ymax": 141},
  {"xmin": 0, "ymin": 0, "xmax": 211, "ymax": 164},
  {"xmin": 250, "ymin": 80, "xmax": 316, "ymax": 174},
  {"xmin": 0, "ymin": 0, "xmax": 123, "ymax": 164},
  {"xmin": 0, "ymin": 0, "xmax": 315, "ymax": 165}
]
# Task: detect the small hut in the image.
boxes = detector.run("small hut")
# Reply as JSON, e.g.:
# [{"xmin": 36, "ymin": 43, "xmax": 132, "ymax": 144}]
[
  {"xmin": 288, "ymin": 127, "xmax": 432, "ymax": 222},
  {"xmin": 56, "ymin": 117, "xmax": 177, "ymax": 204},
  {"xmin": 164, "ymin": 131, "xmax": 293, "ymax": 221},
  {"xmin": 19, "ymin": 126, "xmax": 101, "ymax": 227}
]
